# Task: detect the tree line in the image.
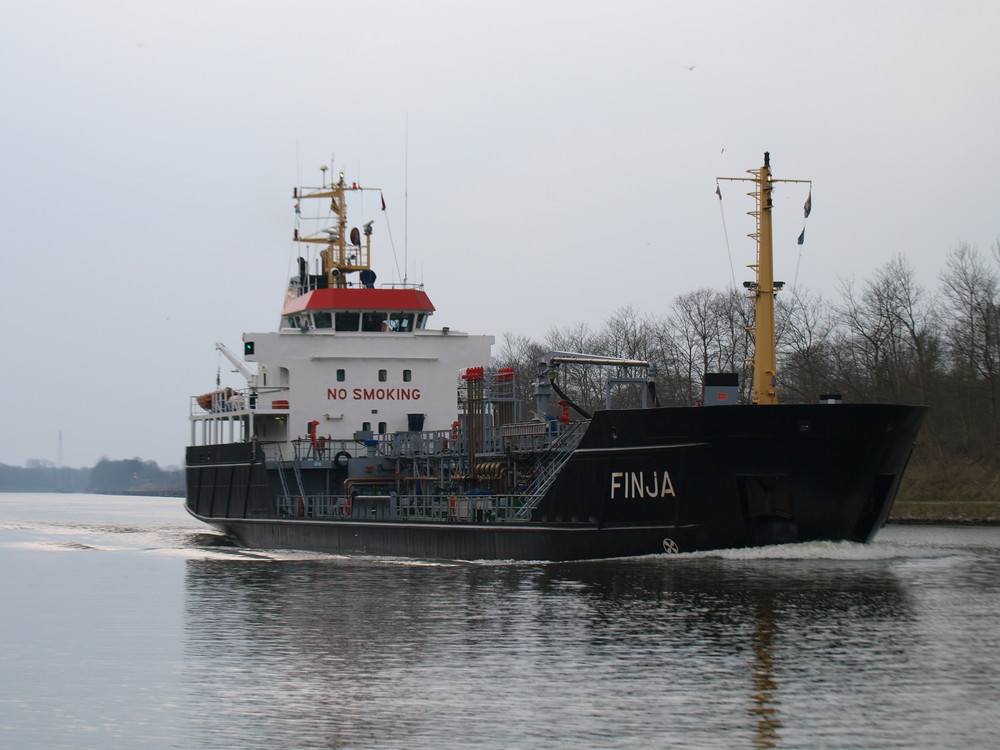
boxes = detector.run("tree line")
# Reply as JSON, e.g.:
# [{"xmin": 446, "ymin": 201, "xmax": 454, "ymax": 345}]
[
  {"xmin": 497, "ymin": 243, "xmax": 1000, "ymax": 498},
  {"xmin": 0, "ymin": 458, "xmax": 183, "ymax": 495}
]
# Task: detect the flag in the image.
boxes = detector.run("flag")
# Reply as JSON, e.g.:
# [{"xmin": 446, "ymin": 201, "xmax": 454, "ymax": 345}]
[
  {"xmin": 803, "ymin": 190, "xmax": 812, "ymax": 218},
  {"xmin": 294, "ymin": 201, "xmax": 301, "ymax": 215},
  {"xmin": 716, "ymin": 184, "xmax": 722, "ymax": 200},
  {"xmin": 797, "ymin": 228, "xmax": 805, "ymax": 245},
  {"xmin": 381, "ymin": 193, "xmax": 387, "ymax": 211}
]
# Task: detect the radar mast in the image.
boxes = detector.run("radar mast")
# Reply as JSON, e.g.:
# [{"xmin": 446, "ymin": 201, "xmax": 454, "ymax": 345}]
[{"xmin": 292, "ymin": 169, "xmax": 379, "ymax": 289}]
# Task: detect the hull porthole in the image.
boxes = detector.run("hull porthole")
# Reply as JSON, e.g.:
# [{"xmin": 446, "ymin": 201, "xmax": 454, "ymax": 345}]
[{"xmin": 662, "ymin": 538, "xmax": 679, "ymax": 554}]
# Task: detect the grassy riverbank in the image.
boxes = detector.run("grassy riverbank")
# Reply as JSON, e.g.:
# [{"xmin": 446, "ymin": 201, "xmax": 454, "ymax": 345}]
[
  {"xmin": 891, "ymin": 454, "xmax": 1000, "ymax": 523},
  {"xmin": 890, "ymin": 500, "xmax": 1000, "ymax": 523}
]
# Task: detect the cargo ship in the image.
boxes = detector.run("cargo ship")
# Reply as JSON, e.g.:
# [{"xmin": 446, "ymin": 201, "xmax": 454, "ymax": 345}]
[{"xmin": 185, "ymin": 154, "xmax": 926, "ymax": 560}]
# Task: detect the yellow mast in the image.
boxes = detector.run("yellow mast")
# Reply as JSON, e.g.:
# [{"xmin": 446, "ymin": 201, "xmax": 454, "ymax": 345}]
[
  {"xmin": 292, "ymin": 170, "xmax": 376, "ymax": 289},
  {"xmin": 718, "ymin": 153, "xmax": 811, "ymax": 405}
]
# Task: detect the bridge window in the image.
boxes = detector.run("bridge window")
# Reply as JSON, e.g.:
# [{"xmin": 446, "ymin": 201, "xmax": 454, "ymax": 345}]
[
  {"xmin": 314, "ymin": 312, "xmax": 332, "ymax": 329},
  {"xmin": 335, "ymin": 312, "xmax": 360, "ymax": 331},
  {"xmin": 389, "ymin": 312, "xmax": 414, "ymax": 332},
  {"xmin": 362, "ymin": 312, "xmax": 388, "ymax": 332}
]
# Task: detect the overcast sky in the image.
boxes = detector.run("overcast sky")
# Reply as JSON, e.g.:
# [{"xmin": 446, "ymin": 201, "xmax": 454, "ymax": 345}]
[{"xmin": 1, "ymin": 0, "xmax": 997, "ymax": 468}]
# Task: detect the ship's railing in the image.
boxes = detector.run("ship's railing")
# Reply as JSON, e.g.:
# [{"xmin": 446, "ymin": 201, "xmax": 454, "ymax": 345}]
[
  {"xmin": 189, "ymin": 387, "xmax": 290, "ymax": 417},
  {"xmin": 260, "ymin": 437, "xmax": 366, "ymax": 464},
  {"xmin": 383, "ymin": 429, "xmax": 465, "ymax": 457},
  {"xmin": 191, "ymin": 389, "xmax": 238, "ymax": 414},
  {"xmin": 374, "ymin": 420, "xmax": 582, "ymax": 458},
  {"xmin": 496, "ymin": 421, "xmax": 556, "ymax": 452},
  {"xmin": 257, "ymin": 421, "xmax": 581, "ymax": 468},
  {"xmin": 276, "ymin": 494, "xmax": 352, "ymax": 518},
  {"xmin": 189, "ymin": 391, "xmax": 251, "ymax": 447},
  {"xmin": 189, "ymin": 386, "xmax": 293, "ymax": 447},
  {"xmin": 275, "ymin": 492, "xmax": 538, "ymax": 523}
]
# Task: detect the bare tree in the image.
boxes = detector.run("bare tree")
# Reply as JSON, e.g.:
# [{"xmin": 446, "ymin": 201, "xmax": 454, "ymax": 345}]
[
  {"xmin": 599, "ymin": 306, "xmax": 659, "ymax": 408},
  {"xmin": 496, "ymin": 332, "xmax": 546, "ymax": 420},
  {"xmin": 939, "ymin": 243, "xmax": 1000, "ymax": 443},
  {"xmin": 776, "ymin": 288, "xmax": 836, "ymax": 402},
  {"xmin": 713, "ymin": 288, "xmax": 754, "ymax": 402},
  {"xmin": 600, "ymin": 306, "xmax": 654, "ymax": 361},
  {"xmin": 835, "ymin": 255, "xmax": 935, "ymax": 404},
  {"xmin": 660, "ymin": 288, "xmax": 754, "ymax": 404}
]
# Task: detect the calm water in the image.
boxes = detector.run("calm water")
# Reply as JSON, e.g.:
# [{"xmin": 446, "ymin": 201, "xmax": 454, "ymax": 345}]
[{"xmin": 1, "ymin": 494, "xmax": 998, "ymax": 749}]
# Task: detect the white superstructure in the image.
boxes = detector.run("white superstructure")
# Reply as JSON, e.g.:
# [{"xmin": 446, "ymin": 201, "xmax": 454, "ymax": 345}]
[{"xmin": 190, "ymin": 167, "xmax": 493, "ymax": 456}]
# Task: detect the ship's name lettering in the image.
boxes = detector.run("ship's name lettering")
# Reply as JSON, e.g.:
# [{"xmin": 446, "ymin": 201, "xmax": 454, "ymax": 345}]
[
  {"xmin": 326, "ymin": 387, "xmax": 422, "ymax": 401},
  {"xmin": 610, "ymin": 471, "xmax": 676, "ymax": 499}
]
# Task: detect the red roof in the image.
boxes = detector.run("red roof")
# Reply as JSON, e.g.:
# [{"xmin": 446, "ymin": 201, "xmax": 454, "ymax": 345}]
[{"xmin": 282, "ymin": 288, "xmax": 436, "ymax": 315}]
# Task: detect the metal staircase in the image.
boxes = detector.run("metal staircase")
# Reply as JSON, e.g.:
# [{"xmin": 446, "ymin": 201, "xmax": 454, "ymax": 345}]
[
  {"xmin": 513, "ymin": 421, "xmax": 588, "ymax": 520},
  {"xmin": 271, "ymin": 442, "xmax": 306, "ymax": 513}
]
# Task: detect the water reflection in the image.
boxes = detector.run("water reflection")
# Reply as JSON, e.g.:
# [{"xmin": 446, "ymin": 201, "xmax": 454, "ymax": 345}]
[
  {"xmin": 749, "ymin": 598, "xmax": 779, "ymax": 749},
  {"xmin": 182, "ymin": 554, "xmax": 913, "ymax": 749},
  {"xmin": 538, "ymin": 558, "xmax": 912, "ymax": 750}
]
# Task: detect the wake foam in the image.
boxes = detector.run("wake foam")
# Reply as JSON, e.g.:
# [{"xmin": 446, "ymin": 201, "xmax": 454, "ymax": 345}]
[{"xmin": 685, "ymin": 537, "xmax": 959, "ymax": 562}]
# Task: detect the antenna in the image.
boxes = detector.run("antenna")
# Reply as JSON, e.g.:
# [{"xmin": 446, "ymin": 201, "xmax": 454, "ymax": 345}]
[
  {"xmin": 295, "ymin": 140, "xmax": 301, "ymax": 192},
  {"xmin": 404, "ymin": 113, "xmax": 409, "ymax": 285}
]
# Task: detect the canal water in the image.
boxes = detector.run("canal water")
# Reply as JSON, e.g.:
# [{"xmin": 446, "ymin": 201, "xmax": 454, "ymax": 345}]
[{"xmin": 1, "ymin": 493, "xmax": 998, "ymax": 749}]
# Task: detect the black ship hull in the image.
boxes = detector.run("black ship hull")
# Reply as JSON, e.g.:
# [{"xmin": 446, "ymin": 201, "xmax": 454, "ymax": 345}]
[
  {"xmin": 197, "ymin": 517, "xmax": 701, "ymax": 561},
  {"xmin": 186, "ymin": 402, "xmax": 926, "ymax": 561}
]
